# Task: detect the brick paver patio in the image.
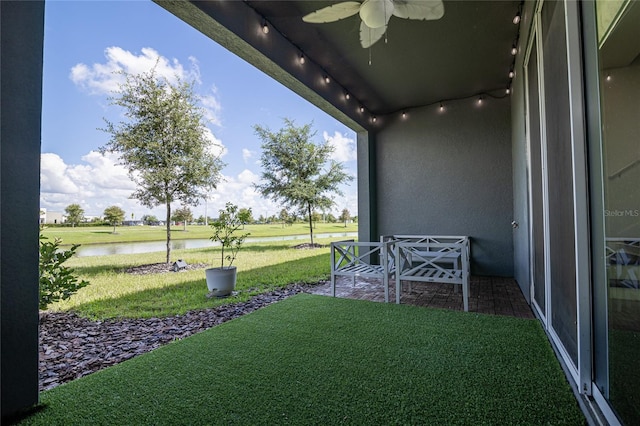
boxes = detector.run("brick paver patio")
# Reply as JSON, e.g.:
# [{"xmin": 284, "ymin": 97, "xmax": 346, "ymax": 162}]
[{"xmin": 311, "ymin": 276, "xmax": 535, "ymax": 319}]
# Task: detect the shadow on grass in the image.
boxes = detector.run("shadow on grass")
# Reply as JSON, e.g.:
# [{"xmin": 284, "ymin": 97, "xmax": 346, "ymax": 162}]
[{"xmin": 70, "ymin": 253, "xmax": 330, "ymax": 319}]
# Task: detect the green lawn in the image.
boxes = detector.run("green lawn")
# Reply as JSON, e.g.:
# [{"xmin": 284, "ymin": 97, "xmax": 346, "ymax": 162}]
[
  {"xmin": 19, "ymin": 294, "xmax": 585, "ymax": 425},
  {"xmin": 41, "ymin": 222, "xmax": 357, "ymax": 246},
  {"xmin": 51, "ymin": 239, "xmax": 340, "ymax": 319}
]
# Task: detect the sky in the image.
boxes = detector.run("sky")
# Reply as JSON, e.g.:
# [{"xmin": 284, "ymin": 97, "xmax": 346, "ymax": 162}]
[{"xmin": 40, "ymin": 0, "xmax": 358, "ymax": 222}]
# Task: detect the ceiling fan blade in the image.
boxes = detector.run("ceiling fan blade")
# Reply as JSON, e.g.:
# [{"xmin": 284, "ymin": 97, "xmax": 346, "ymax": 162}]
[
  {"xmin": 360, "ymin": 21, "xmax": 387, "ymax": 48},
  {"xmin": 302, "ymin": 2, "xmax": 362, "ymax": 23},
  {"xmin": 392, "ymin": 0, "xmax": 444, "ymax": 20}
]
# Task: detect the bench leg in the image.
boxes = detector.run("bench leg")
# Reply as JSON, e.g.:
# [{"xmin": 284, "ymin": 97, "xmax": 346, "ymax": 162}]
[
  {"xmin": 462, "ymin": 280, "xmax": 469, "ymax": 312},
  {"xmin": 331, "ymin": 273, "xmax": 336, "ymax": 297}
]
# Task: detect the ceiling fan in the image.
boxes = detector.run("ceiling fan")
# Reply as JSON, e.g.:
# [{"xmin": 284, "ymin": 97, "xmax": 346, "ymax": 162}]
[{"xmin": 302, "ymin": 0, "xmax": 445, "ymax": 48}]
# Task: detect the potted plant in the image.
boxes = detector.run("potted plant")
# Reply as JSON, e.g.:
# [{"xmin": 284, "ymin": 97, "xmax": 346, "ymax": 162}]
[{"xmin": 205, "ymin": 202, "xmax": 250, "ymax": 297}]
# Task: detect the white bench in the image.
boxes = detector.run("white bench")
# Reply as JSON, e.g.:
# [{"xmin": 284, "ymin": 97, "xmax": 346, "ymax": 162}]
[
  {"xmin": 392, "ymin": 236, "xmax": 470, "ymax": 311},
  {"xmin": 330, "ymin": 240, "xmax": 394, "ymax": 302}
]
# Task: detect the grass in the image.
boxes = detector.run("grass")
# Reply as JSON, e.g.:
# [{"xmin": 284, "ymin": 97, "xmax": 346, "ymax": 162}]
[
  {"xmin": 50, "ymin": 239, "xmax": 339, "ymax": 319},
  {"xmin": 19, "ymin": 294, "xmax": 585, "ymax": 425},
  {"xmin": 41, "ymin": 222, "xmax": 357, "ymax": 246}
]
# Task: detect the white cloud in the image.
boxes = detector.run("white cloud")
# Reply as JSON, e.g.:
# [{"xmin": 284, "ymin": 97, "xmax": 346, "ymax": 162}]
[
  {"xmin": 41, "ymin": 153, "xmax": 80, "ymax": 194},
  {"xmin": 200, "ymin": 88, "xmax": 222, "ymax": 127},
  {"xmin": 40, "ymin": 152, "xmax": 138, "ymax": 215},
  {"xmin": 324, "ymin": 131, "xmax": 357, "ymax": 163},
  {"xmin": 202, "ymin": 127, "xmax": 227, "ymax": 158},
  {"xmin": 242, "ymin": 148, "xmax": 256, "ymax": 163},
  {"xmin": 70, "ymin": 46, "xmax": 223, "ymax": 126}
]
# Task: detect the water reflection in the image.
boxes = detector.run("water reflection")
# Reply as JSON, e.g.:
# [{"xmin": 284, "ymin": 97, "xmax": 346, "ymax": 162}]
[{"xmin": 75, "ymin": 232, "xmax": 358, "ymax": 257}]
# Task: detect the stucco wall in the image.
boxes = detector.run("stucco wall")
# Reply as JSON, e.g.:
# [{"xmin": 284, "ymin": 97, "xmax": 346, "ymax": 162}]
[{"xmin": 375, "ymin": 97, "xmax": 514, "ymax": 276}]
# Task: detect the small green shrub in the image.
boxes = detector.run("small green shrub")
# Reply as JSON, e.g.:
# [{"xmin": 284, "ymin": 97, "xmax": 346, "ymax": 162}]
[{"xmin": 39, "ymin": 235, "xmax": 89, "ymax": 310}]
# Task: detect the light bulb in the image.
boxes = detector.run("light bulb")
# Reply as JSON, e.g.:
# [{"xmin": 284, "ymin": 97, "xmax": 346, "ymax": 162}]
[
  {"xmin": 372, "ymin": 116, "xmax": 377, "ymax": 123},
  {"xmin": 345, "ymin": 92, "xmax": 350, "ymax": 100},
  {"xmin": 401, "ymin": 111, "xmax": 406, "ymax": 119},
  {"xmin": 324, "ymin": 75, "xmax": 330, "ymax": 84},
  {"xmin": 506, "ymin": 88, "xmax": 511, "ymax": 95},
  {"xmin": 513, "ymin": 13, "xmax": 521, "ymax": 25},
  {"xmin": 439, "ymin": 102, "xmax": 445, "ymax": 112},
  {"xmin": 299, "ymin": 54, "xmax": 305, "ymax": 65},
  {"xmin": 511, "ymin": 45, "xmax": 518, "ymax": 56},
  {"xmin": 359, "ymin": 106, "xmax": 364, "ymax": 113},
  {"xmin": 262, "ymin": 22, "xmax": 269, "ymax": 34},
  {"xmin": 509, "ymin": 70, "xmax": 515, "ymax": 78},
  {"xmin": 477, "ymin": 97, "xmax": 483, "ymax": 105}
]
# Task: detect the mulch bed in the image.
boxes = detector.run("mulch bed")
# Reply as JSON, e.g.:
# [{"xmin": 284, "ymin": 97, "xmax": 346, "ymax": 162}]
[{"xmin": 39, "ymin": 282, "xmax": 321, "ymax": 391}]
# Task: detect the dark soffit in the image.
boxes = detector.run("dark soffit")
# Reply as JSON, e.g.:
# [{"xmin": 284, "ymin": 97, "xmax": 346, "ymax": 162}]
[{"xmin": 158, "ymin": 0, "xmax": 521, "ymax": 129}]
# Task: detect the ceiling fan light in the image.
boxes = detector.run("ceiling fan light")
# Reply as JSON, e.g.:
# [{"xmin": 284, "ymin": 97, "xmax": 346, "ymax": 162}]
[{"xmin": 360, "ymin": 0, "xmax": 394, "ymax": 29}]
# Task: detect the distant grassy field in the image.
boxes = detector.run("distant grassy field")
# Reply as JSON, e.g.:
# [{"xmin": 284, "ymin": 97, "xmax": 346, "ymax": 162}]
[{"xmin": 42, "ymin": 222, "xmax": 357, "ymax": 246}]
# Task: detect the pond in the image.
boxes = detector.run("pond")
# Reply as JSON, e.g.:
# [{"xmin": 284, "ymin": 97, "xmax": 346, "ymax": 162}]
[{"xmin": 74, "ymin": 232, "xmax": 358, "ymax": 257}]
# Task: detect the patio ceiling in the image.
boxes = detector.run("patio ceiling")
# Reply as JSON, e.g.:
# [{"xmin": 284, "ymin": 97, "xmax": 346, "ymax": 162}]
[{"xmin": 157, "ymin": 0, "xmax": 521, "ymax": 130}]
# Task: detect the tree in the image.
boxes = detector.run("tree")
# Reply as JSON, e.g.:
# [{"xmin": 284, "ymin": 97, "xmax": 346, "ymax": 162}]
[
  {"xmin": 279, "ymin": 209, "xmax": 289, "ymax": 228},
  {"xmin": 339, "ymin": 208, "xmax": 351, "ymax": 227},
  {"xmin": 237, "ymin": 207, "xmax": 253, "ymax": 229},
  {"xmin": 254, "ymin": 119, "xmax": 353, "ymax": 246},
  {"xmin": 141, "ymin": 214, "xmax": 159, "ymax": 225},
  {"xmin": 103, "ymin": 205, "xmax": 125, "ymax": 233},
  {"xmin": 172, "ymin": 206, "xmax": 193, "ymax": 231},
  {"xmin": 101, "ymin": 65, "xmax": 225, "ymax": 263},
  {"xmin": 311, "ymin": 211, "xmax": 322, "ymax": 228},
  {"xmin": 64, "ymin": 203, "xmax": 84, "ymax": 227}
]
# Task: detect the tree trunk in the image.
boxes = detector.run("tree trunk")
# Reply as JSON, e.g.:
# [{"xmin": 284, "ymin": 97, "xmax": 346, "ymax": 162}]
[
  {"xmin": 166, "ymin": 202, "xmax": 171, "ymax": 264},
  {"xmin": 307, "ymin": 203, "xmax": 314, "ymax": 246}
]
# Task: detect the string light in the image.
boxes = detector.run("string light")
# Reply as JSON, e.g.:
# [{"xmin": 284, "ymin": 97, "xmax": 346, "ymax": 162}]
[
  {"xmin": 345, "ymin": 92, "xmax": 350, "ymax": 100},
  {"xmin": 511, "ymin": 44, "xmax": 518, "ymax": 56},
  {"xmin": 439, "ymin": 102, "xmax": 445, "ymax": 112},
  {"xmin": 477, "ymin": 96, "xmax": 483, "ymax": 105},
  {"xmin": 401, "ymin": 111, "xmax": 407, "ymax": 119},
  {"xmin": 299, "ymin": 53, "xmax": 305, "ymax": 65},
  {"xmin": 513, "ymin": 12, "xmax": 521, "ymax": 25},
  {"xmin": 324, "ymin": 75, "xmax": 330, "ymax": 84},
  {"xmin": 506, "ymin": 88, "xmax": 511, "ymax": 95},
  {"xmin": 508, "ymin": 69, "xmax": 515, "ymax": 79},
  {"xmin": 372, "ymin": 116, "xmax": 377, "ymax": 123},
  {"xmin": 261, "ymin": 20, "xmax": 269, "ymax": 34},
  {"xmin": 606, "ymin": 73, "xmax": 612, "ymax": 81},
  {"xmin": 359, "ymin": 106, "xmax": 364, "ymax": 113}
]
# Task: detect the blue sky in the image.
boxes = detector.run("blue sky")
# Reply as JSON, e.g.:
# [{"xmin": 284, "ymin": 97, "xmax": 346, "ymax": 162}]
[{"xmin": 40, "ymin": 0, "xmax": 358, "ymax": 221}]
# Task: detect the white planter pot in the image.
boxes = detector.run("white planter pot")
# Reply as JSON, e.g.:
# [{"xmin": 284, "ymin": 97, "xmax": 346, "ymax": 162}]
[{"xmin": 205, "ymin": 266, "xmax": 237, "ymax": 297}]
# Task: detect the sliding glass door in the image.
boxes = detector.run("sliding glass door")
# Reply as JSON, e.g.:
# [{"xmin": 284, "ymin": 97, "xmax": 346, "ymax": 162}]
[{"xmin": 590, "ymin": 1, "xmax": 640, "ymax": 423}]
